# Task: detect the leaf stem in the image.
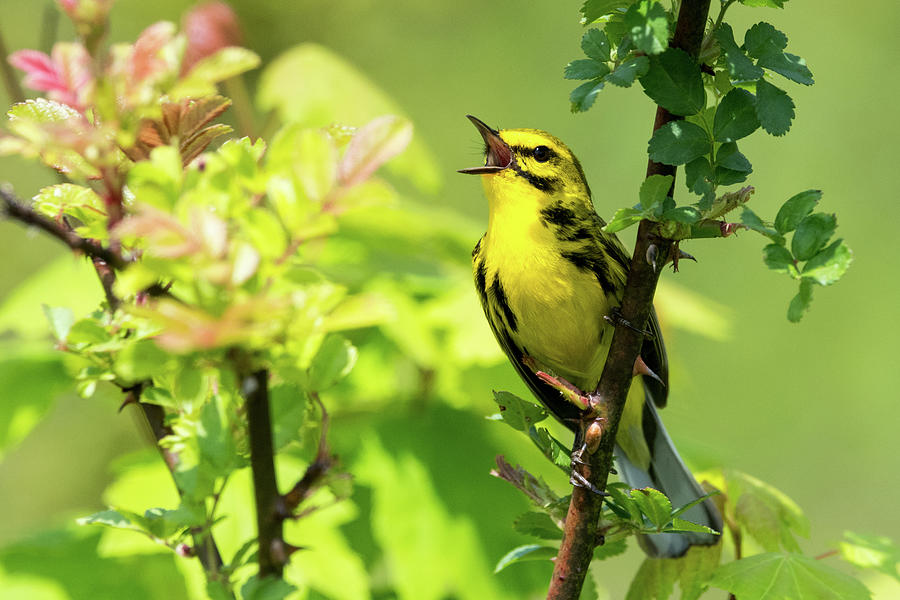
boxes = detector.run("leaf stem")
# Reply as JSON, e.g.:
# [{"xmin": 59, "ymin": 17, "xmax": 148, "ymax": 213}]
[{"xmin": 546, "ymin": 1, "xmax": 712, "ymax": 598}]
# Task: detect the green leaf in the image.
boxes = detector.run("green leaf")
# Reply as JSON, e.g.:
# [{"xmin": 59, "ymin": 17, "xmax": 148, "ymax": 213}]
[
  {"xmin": 581, "ymin": 28, "xmax": 611, "ymax": 62},
  {"xmin": 715, "ymin": 142, "xmax": 752, "ymax": 172},
  {"xmin": 741, "ymin": 207, "xmax": 783, "ymax": 243},
  {"xmin": 490, "ymin": 390, "xmax": 548, "ymax": 432},
  {"xmin": 241, "ymin": 575, "xmax": 298, "ymax": 600},
  {"xmin": 802, "ymin": 239, "xmax": 852, "ymax": 285},
  {"xmin": 564, "ymin": 58, "xmax": 610, "ymax": 80},
  {"xmin": 744, "ymin": 22, "xmax": 788, "ymax": 59},
  {"xmin": 0, "ymin": 353, "xmax": 69, "ymax": 457},
  {"xmin": 755, "ymin": 79, "xmax": 795, "ymax": 135},
  {"xmin": 662, "ymin": 205, "xmax": 702, "ymax": 224},
  {"xmin": 42, "ymin": 305, "xmax": 74, "ymax": 342},
  {"xmin": 295, "ymin": 128, "xmax": 337, "ymax": 202},
  {"xmin": 605, "ymin": 55, "xmax": 649, "ymax": 87},
  {"xmin": 513, "ymin": 511, "xmax": 563, "ymax": 540},
  {"xmin": 624, "ymin": 1, "xmax": 669, "ymax": 55},
  {"xmin": 759, "ymin": 52, "xmax": 813, "ymax": 85},
  {"xmin": 529, "ymin": 426, "xmax": 573, "ymax": 472},
  {"xmin": 127, "ymin": 145, "xmax": 183, "ymax": 211},
  {"xmin": 639, "ymin": 48, "xmax": 705, "ymax": 116},
  {"xmin": 170, "ymin": 47, "xmax": 261, "ymax": 99},
  {"xmin": 592, "ymin": 539, "xmax": 628, "ymax": 561},
  {"xmin": 763, "ymin": 244, "xmax": 795, "ymax": 274},
  {"xmin": 788, "ymin": 279, "xmax": 814, "ymax": 322},
  {"xmin": 77, "ymin": 509, "xmax": 141, "ymax": 531},
  {"xmin": 307, "ymin": 335, "xmax": 358, "ymax": 391},
  {"xmin": 647, "ymin": 121, "xmax": 710, "ymax": 165},
  {"xmin": 631, "ymin": 487, "xmax": 673, "ymax": 528},
  {"xmin": 791, "ymin": 212, "xmax": 836, "ymax": 261},
  {"xmin": 580, "ymin": 0, "xmax": 631, "ymax": 24},
  {"xmin": 839, "ymin": 531, "xmax": 900, "ymax": 583},
  {"xmin": 715, "ymin": 24, "xmax": 764, "ymax": 82},
  {"xmin": 731, "ymin": 470, "xmax": 809, "ymax": 550},
  {"xmin": 667, "ymin": 518, "xmax": 719, "ymax": 534},
  {"xmin": 710, "ymin": 552, "xmax": 872, "ymax": 600},
  {"xmin": 639, "ymin": 174, "xmax": 674, "ymax": 209},
  {"xmin": 570, "ymin": 79, "xmax": 605, "ymax": 112},
  {"xmin": 494, "ymin": 544, "xmax": 558, "ymax": 573},
  {"xmin": 603, "ymin": 206, "xmax": 644, "ymax": 233},
  {"xmin": 270, "ymin": 383, "xmax": 309, "ymax": 450},
  {"xmin": 714, "ymin": 88, "xmax": 760, "ymax": 142},
  {"xmin": 114, "ymin": 339, "xmax": 170, "ymax": 382},
  {"xmin": 684, "ymin": 157, "xmax": 713, "ymax": 197},
  {"xmin": 775, "ymin": 189, "xmax": 821, "ymax": 233}
]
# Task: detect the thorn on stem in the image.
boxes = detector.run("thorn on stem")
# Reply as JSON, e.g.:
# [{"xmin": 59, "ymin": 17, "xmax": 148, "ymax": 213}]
[{"xmin": 646, "ymin": 244, "xmax": 659, "ymax": 272}]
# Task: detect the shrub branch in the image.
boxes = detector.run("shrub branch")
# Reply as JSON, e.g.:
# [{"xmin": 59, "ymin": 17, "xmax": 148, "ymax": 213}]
[{"xmin": 546, "ymin": 1, "xmax": 712, "ymax": 598}]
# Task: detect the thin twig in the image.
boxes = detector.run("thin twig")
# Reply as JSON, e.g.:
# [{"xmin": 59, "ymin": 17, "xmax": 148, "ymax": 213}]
[
  {"xmin": 0, "ymin": 185, "xmax": 127, "ymax": 269},
  {"xmin": 546, "ymin": 2, "xmax": 712, "ymax": 598},
  {"xmin": 283, "ymin": 391, "xmax": 334, "ymax": 512}
]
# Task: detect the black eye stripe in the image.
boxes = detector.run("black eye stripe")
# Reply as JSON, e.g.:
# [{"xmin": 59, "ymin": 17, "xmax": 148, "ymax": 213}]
[{"xmin": 509, "ymin": 145, "xmax": 558, "ymax": 162}]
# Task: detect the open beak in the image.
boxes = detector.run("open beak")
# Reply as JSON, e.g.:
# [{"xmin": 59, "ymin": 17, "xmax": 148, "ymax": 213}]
[{"xmin": 458, "ymin": 115, "xmax": 512, "ymax": 175}]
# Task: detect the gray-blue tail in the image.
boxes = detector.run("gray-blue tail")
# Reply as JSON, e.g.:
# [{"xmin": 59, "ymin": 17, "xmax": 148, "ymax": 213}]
[{"xmin": 614, "ymin": 401, "xmax": 722, "ymax": 558}]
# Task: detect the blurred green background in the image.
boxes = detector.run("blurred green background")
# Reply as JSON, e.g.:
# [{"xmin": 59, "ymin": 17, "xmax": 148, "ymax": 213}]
[{"xmin": 1, "ymin": 1, "xmax": 897, "ymax": 598}]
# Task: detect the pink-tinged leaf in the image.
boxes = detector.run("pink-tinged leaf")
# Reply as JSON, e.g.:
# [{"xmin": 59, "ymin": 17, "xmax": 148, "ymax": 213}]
[
  {"xmin": 113, "ymin": 209, "xmax": 199, "ymax": 259},
  {"xmin": 131, "ymin": 21, "xmax": 178, "ymax": 83},
  {"xmin": 182, "ymin": 1, "xmax": 243, "ymax": 73},
  {"xmin": 50, "ymin": 42, "xmax": 93, "ymax": 109},
  {"xmin": 9, "ymin": 50, "xmax": 66, "ymax": 93},
  {"xmin": 339, "ymin": 115, "xmax": 413, "ymax": 187}
]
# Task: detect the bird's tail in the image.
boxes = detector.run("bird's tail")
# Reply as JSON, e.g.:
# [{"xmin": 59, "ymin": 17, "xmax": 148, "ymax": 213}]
[{"xmin": 614, "ymin": 401, "xmax": 722, "ymax": 558}]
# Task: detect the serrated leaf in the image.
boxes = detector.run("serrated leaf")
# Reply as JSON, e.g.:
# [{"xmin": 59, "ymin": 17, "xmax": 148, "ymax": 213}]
[
  {"xmin": 744, "ymin": 22, "xmax": 788, "ymax": 59},
  {"xmin": 639, "ymin": 48, "xmax": 705, "ymax": 116},
  {"xmin": 715, "ymin": 24, "xmax": 764, "ymax": 82},
  {"xmin": 802, "ymin": 239, "xmax": 852, "ymax": 285},
  {"xmin": 639, "ymin": 174, "xmax": 674, "ymax": 209},
  {"xmin": 114, "ymin": 339, "xmax": 170, "ymax": 382},
  {"xmin": 791, "ymin": 212, "xmax": 836, "ymax": 261},
  {"xmin": 788, "ymin": 279, "xmax": 813, "ymax": 322},
  {"xmin": 603, "ymin": 206, "xmax": 644, "ymax": 233},
  {"xmin": 741, "ymin": 207, "xmax": 783, "ymax": 243},
  {"xmin": 710, "ymin": 552, "xmax": 872, "ymax": 600},
  {"xmin": 631, "ymin": 488, "xmax": 672, "ymax": 528},
  {"xmin": 170, "ymin": 47, "xmax": 261, "ymax": 99},
  {"xmin": 763, "ymin": 244, "xmax": 795, "ymax": 274},
  {"xmin": 570, "ymin": 78, "xmax": 605, "ymax": 112},
  {"xmin": 529, "ymin": 426, "xmax": 573, "ymax": 472},
  {"xmin": 624, "ymin": 1, "xmax": 669, "ymax": 55},
  {"xmin": 647, "ymin": 120, "xmax": 710, "ymax": 166},
  {"xmin": 755, "ymin": 79, "xmax": 795, "ymax": 135},
  {"xmin": 513, "ymin": 511, "xmax": 563, "ymax": 540},
  {"xmin": 774, "ymin": 189, "xmax": 820, "ymax": 233},
  {"xmin": 684, "ymin": 157, "xmax": 713, "ymax": 196},
  {"xmin": 593, "ymin": 539, "xmax": 628, "ymax": 561},
  {"xmin": 564, "ymin": 58, "xmax": 610, "ymax": 81},
  {"xmin": 606, "ymin": 55, "xmax": 649, "ymax": 87},
  {"xmin": 581, "ymin": 28, "xmax": 611, "ymax": 62},
  {"xmin": 494, "ymin": 544, "xmax": 558, "ymax": 573},
  {"xmin": 714, "ymin": 88, "xmax": 760, "ymax": 142},
  {"xmin": 668, "ymin": 517, "xmax": 719, "ymax": 534},
  {"xmin": 580, "ymin": 0, "xmax": 631, "ymax": 24},
  {"xmin": 740, "ymin": 0, "xmax": 786, "ymax": 7},
  {"xmin": 715, "ymin": 142, "xmax": 752, "ymax": 172},
  {"xmin": 490, "ymin": 390, "xmax": 548, "ymax": 431},
  {"xmin": 758, "ymin": 52, "xmax": 813, "ymax": 85}
]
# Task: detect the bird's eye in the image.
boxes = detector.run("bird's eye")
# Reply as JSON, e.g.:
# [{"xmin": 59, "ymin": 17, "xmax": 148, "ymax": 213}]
[{"xmin": 532, "ymin": 145, "xmax": 551, "ymax": 162}]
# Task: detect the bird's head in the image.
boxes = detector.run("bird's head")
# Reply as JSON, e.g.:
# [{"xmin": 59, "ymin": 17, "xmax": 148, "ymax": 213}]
[{"xmin": 459, "ymin": 115, "xmax": 591, "ymax": 207}]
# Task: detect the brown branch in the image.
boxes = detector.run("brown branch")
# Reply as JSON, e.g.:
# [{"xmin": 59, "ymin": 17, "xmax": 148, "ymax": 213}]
[
  {"xmin": 0, "ymin": 185, "xmax": 127, "ymax": 269},
  {"xmin": 241, "ymin": 368, "xmax": 286, "ymax": 578},
  {"xmin": 546, "ymin": 1, "xmax": 712, "ymax": 598},
  {"xmin": 283, "ymin": 391, "xmax": 334, "ymax": 512}
]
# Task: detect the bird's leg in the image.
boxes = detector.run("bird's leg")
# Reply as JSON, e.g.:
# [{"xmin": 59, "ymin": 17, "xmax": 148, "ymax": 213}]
[
  {"xmin": 604, "ymin": 307, "xmax": 654, "ymax": 338},
  {"xmin": 569, "ymin": 414, "xmax": 610, "ymax": 496}
]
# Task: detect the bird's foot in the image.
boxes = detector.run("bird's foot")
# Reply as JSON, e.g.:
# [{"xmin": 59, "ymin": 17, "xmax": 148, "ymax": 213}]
[
  {"xmin": 570, "ymin": 469, "xmax": 610, "ymax": 496},
  {"xmin": 604, "ymin": 307, "xmax": 653, "ymax": 338}
]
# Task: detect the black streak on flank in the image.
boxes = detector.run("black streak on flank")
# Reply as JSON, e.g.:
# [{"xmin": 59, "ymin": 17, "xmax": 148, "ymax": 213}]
[
  {"xmin": 541, "ymin": 205, "xmax": 594, "ymax": 242},
  {"xmin": 562, "ymin": 248, "xmax": 615, "ymax": 295},
  {"xmin": 475, "ymin": 259, "xmax": 487, "ymax": 298},
  {"xmin": 491, "ymin": 275, "xmax": 518, "ymax": 332}
]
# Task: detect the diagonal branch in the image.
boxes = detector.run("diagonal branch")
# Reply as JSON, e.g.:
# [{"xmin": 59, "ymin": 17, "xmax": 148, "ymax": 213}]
[
  {"xmin": 1, "ymin": 185, "xmax": 127, "ymax": 269},
  {"xmin": 546, "ymin": 1, "xmax": 712, "ymax": 598}
]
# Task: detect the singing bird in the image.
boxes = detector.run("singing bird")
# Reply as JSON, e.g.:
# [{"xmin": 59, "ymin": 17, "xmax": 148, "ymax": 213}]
[{"xmin": 459, "ymin": 115, "xmax": 721, "ymax": 557}]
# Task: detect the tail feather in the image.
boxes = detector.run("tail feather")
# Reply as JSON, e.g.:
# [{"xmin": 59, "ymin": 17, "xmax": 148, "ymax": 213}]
[{"xmin": 614, "ymin": 401, "xmax": 722, "ymax": 558}]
